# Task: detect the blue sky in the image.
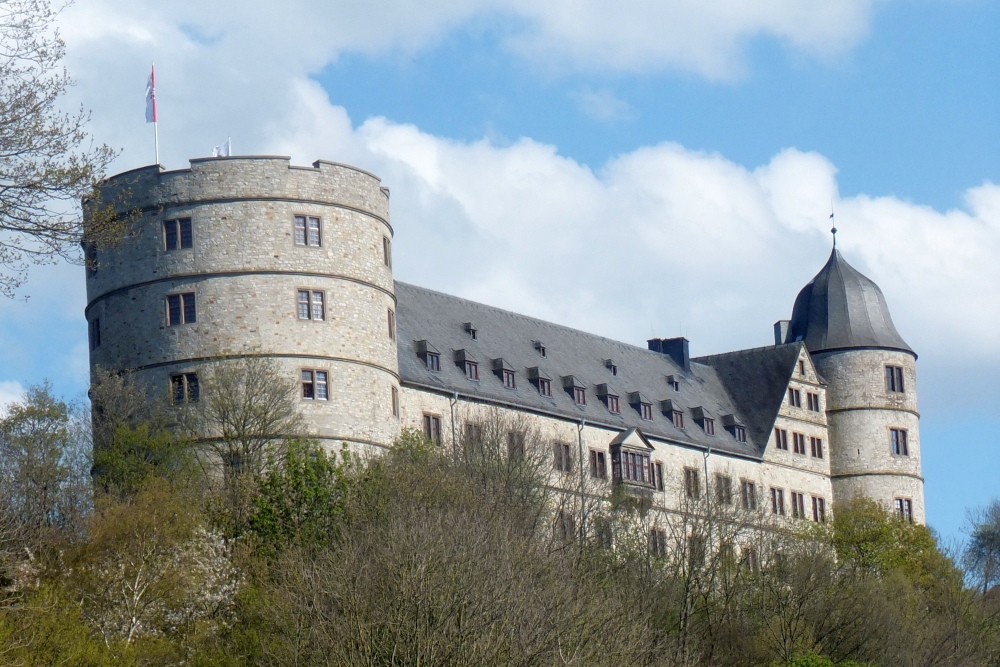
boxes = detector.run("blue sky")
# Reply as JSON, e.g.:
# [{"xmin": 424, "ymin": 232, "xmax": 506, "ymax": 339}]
[{"xmin": 1, "ymin": 0, "xmax": 997, "ymax": 544}]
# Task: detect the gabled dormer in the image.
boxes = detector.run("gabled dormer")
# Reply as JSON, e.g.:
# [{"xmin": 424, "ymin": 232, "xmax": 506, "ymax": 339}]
[
  {"xmin": 661, "ymin": 398, "xmax": 685, "ymax": 429},
  {"xmin": 454, "ymin": 348, "xmax": 478, "ymax": 381},
  {"xmin": 415, "ymin": 339, "xmax": 441, "ymax": 371},
  {"xmin": 492, "ymin": 357, "xmax": 516, "ymax": 389},
  {"xmin": 628, "ymin": 391, "xmax": 653, "ymax": 421},
  {"xmin": 596, "ymin": 383, "xmax": 621, "ymax": 414},
  {"xmin": 609, "ymin": 428, "xmax": 660, "ymax": 490},
  {"xmin": 721, "ymin": 413, "xmax": 747, "ymax": 443},
  {"xmin": 562, "ymin": 375, "xmax": 586, "ymax": 406},
  {"xmin": 691, "ymin": 406, "xmax": 715, "ymax": 436}
]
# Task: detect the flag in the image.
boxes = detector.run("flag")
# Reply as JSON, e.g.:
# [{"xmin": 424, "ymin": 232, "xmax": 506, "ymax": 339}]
[
  {"xmin": 145, "ymin": 65, "xmax": 157, "ymax": 123},
  {"xmin": 212, "ymin": 137, "xmax": 231, "ymax": 157}
]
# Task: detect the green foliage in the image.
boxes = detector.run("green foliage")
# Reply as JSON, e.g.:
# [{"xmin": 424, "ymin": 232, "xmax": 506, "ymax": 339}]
[
  {"xmin": 776, "ymin": 654, "xmax": 877, "ymax": 667},
  {"xmin": 92, "ymin": 421, "xmax": 187, "ymax": 498}
]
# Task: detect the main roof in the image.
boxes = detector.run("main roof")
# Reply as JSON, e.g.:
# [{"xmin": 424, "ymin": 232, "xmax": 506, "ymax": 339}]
[
  {"xmin": 785, "ymin": 249, "xmax": 914, "ymax": 356},
  {"xmin": 394, "ymin": 281, "xmax": 775, "ymax": 459}
]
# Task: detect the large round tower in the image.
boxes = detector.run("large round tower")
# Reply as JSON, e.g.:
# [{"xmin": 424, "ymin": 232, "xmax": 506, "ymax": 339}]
[
  {"xmin": 84, "ymin": 157, "xmax": 401, "ymax": 451},
  {"xmin": 786, "ymin": 248, "xmax": 924, "ymax": 523}
]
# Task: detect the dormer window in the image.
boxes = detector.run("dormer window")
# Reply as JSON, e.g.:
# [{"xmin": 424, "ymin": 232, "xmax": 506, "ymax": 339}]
[
  {"xmin": 597, "ymin": 384, "xmax": 620, "ymax": 413},
  {"xmin": 641, "ymin": 403, "xmax": 652, "ymax": 420},
  {"xmin": 464, "ymin": 322, "xmax": 478, "ymax": 340},
  {"xmin": 733, "ymin": 425, "xmax": 746, "ymax": 442},
  {"xmin": 492, "ymin": 358, "xmax": 516, "ymax": 389},
  {"xmin": 529, "ymin": 367, "xmax": 553, "ymax": 397},
  {"xmin": 533, "ymin": 340, "xmax": 547, "ymax": 358},
  {"xmin": 574, "ymin": 387, "xmax": 586, "ymax": 405},
  {"xmin": 455, "ymin": 349, "xmax": 478, "ymax": 380},
  {"xmin": 692, "ymin": 407, "xmax": 714, "ymax": 435},
  {"xmin": 703, "ymin": 418, "xmax": 715, "ymax": 435},
  {"xmin": 629, "ymin": 392, "xmax": 652, "ymax": 421},
  {"xmin": 563, "ymin": 376, "xmax": 586, "ymax": 405},
  {"xmin": 672, "ymin": 411, "xmax": 684, "ymax": 428},
  {"xmin": 661, "ymin": 399, "xmax": 684, "ymax": 428},
  {"xmin": 666, "ymin": 375, "xmax": 680, "ymax": 392},
  {"xmin": 503, "ymin": 369, "xmax": 515, "ymax": 388},
  {"xmin": 465, "ymin": 361, "xmax": 479, "ymax": 380},
  {"xmin": 416, "ymin": 340, "xmax": 441, "ymax": 372},
  {"xmin": 722, "ymin": 414, "xmax": 746, "ymax": 442},
  {"xmin": 539, "ymin": 378, "xmax": 552, "ymax": 397},
  {"xmin": 605, "ymin": 359, "xmax": 618, "ymax": 376}
]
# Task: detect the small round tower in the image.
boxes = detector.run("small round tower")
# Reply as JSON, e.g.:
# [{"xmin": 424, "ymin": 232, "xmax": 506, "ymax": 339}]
[
  {"xmin": 84, "ymin": 156, "xmax": 401, "ymax": 451},
  {"xmin": 786, "ymin": 248, "xmax": 924, "ymax": 523}
]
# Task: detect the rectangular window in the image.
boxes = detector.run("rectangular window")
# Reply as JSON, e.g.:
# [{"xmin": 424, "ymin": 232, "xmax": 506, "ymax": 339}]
[
  {"xmin": 507, "ymin": 431, "xmax": 525, "ymax": 458},
  {"xmin": 741, "ymin": 480, "xmax": 757, "ymax": 511},
  {"xmin": 703, "ymin": 417, "xmax": 715, "ymax": 435},
  {"xmin": 294, "ymin": 215, "xmax": 322, "ymax": 246},
  {"xmin": 715, "ymin": 474, "xmax": 733, "ymax": 505},
  {"xmin": 88, "ymin": 317, "xmax": 101, "ymax": 350},
  {"xmin": 163, "ymin": 218, "xmax": 193, "ymax": 251},
  {"xmin": 503, "ymin": 369, "xmax": 516, "ymax": 389},
  {"xmin": 391, "ymin": 386, "xmax": 399, "ymax": 417},
  {"xmin": 297, "ymin": 290, "xmax": 325, "ymax": 320},
  {"xmin": 649, "ymin": 529, "xmax": 667, "ymax": 557},
  {"xmin": 793, "ymin": 432, "xmax": 806, "ymax": 455},
  {"xmin": 589, "ymin": 450, "xmax": 607, "ymax": 479},
  {"xmin": 166, "ymin": 292, "xmax": 196, "ymax": 325},
  {"xmin": 607, "ymin": 394, "xmax": 620, "ymax": 414},
  {"xmin": 775, "ymin": 428, "xmax": 788, "ymax": 450},
  {"xmin": 654, "ymin": 462, "xmax": 664, "ymax": 491},
  {"xmin": 554, "ymin": 442, "xmax": 573, "ymax": 473},
  {"xmin": 622, "ymin": 452, "xmax": 652, "ymax": 484},
  {"xmin": 555, "ymin": 511, "xmax": 575, "ymax": 542},
  {"xmin": 465, "ymin": 360, "xmax": 479, "ymax": 381},
  {"xmin": 672, "ymin": 410, "xmax": 684, "ymax": 428},
  {"xmin": 85, "ymin": 243, "xmax": 98, "ymax": 277},
  {"xmin": 640, "ymin": 403, "xmax": 653, "ymax": 420},
  {"xmin": 538, "ymin": 377, "xmax": 552, "ymax": 397},
  {"xmin": 894, "ymin": 497, "xmax": 913, "ymax": 522},
  {"xmin": 383, "ymin": 236, "xmax": 392, "ymax": 267},
  {"xmin": 684, "ymin": 467, "xmax": 701, "ymax": 499},
  {"xmin": 573, "ymin": 386, "xmax": 586, "ymax": 406},
  {"xmin": 791, "ymin": 492, "xmax": 806, "ymax": 519},
  {"xmin": 886, "ymin": 365, "xmax": 905, "ymax": 393},
  {"xmin": 812, "ymin": 496, "xmax": 826, "ymax": 523},
  {"xmin": 788, "ymin": 388, "xmax": 801, "ymax": 408},
  {"xmin": 890, "ymin": 428, "xmax": 909, "ymax": 456},
  {"xmin": 733, "ymin": 425, "xmax": 746, "ymax": 442},
  {"xmin": 798, "ymin": 359, "xmax": 805, "ymax": 375},
  {"xmin": 810, "ymin": 436, "xmax": 824, "ymax": 459},
  {"xmin": 807, "ymin": 392, "xmax": 820, "ymax": 411},
  {"xmin": 423, "ymin": 414, "xmax": 442, "ymax": 444},
  {"xmin": 301, "ymin": 369, "xmax": 328, "ymax": 400},
  {"xmin": 426, "ymin": 352, "xmax": 440, "ymax": 372},
  {"xmin": 170, "ymin": 372, "xmax": 199, "ymax": 404},
  {"xmin": 388, "ymin": 309, "xmax": 395, "ymax": 340},
  {"xmin": 770, "ymin": 488, "xmax": 785, "ymax": 516}
]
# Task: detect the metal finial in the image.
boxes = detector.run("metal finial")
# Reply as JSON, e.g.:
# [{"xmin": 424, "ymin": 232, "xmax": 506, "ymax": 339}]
[{"xmin": 830, "ymin": 210, "xmax": 837, "ymax": 248}]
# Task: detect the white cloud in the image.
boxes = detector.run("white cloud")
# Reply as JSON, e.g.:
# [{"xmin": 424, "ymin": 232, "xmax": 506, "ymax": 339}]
[{"xmin": 0, "ymin": 381, "xmax": 24, "ymax": 417}]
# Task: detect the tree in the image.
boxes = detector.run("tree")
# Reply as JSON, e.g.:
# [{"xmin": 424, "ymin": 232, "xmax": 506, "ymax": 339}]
[
  {"xmin": 964, "ymin": 499, "xmax": 1000, "ymax": 595},
  {"xmin": 0, "ymin": 0, "xmax": 120, "ymax": 296}
]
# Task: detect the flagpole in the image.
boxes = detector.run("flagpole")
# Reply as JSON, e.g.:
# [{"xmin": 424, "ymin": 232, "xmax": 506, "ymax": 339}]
[
  {"xmin": 154, "ymin": 119, "xmax": 160, "ymax": 165},
  {"xmin": 152, "ymin": 63, "xmax": 159, "ymax": 165}
]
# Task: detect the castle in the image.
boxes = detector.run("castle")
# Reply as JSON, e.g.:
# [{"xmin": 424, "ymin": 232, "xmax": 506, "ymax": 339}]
[{"xmin": 83, "ymin": 156, "xmax": 924, "ymax": 525}]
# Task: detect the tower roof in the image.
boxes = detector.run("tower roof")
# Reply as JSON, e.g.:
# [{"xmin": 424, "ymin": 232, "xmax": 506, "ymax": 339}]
[{"xmin": 786, "ymin": 249, "xmax": 914, "ymax": 356}]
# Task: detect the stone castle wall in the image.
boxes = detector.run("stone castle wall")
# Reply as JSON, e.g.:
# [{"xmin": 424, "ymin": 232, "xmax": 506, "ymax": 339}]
[{"xmin": 85, "ymin": 157, "xmax": 401, "ymax": 449}]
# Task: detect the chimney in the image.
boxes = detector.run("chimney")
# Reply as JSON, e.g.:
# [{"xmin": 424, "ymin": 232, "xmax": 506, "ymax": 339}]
[
  {"xmin": 773, "ymin": 320, "xmax": 790, "ymax": 345},
  {"xmin": 648, "ymin": 337, "xmax": 690, "ymax": 372}
]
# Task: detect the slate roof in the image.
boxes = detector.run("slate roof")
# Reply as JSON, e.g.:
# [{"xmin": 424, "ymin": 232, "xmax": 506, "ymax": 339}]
[
  {"xmin": 693, "ymin": 344, "xmax": 805, "ymax": 449},
  {"xmin": 786, "ymin": 249, "xmax": 914, "ymax": 356},
  {"xmin": 394, "ymin": 281, "xmax": 763, "ymax": 458}
]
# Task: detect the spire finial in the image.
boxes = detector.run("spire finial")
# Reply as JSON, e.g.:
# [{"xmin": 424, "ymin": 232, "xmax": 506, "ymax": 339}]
[{"xmin": 829, "ymin": 208, "xmax": 837, "ymax": 249}]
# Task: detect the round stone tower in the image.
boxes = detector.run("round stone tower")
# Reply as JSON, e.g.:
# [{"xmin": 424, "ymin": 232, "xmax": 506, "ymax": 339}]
[
  {"xmin": 785, "ymin": 248, "xmax": 924, "ymax": 523},
  {"xmin": 84, "ymin": 156, "xmax": 401, "ymax": 451}
]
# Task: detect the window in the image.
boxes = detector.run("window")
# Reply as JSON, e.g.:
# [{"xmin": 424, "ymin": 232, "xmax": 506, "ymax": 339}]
[
  {"xmin": 387, "ymin": 309, "xmax": 395, "ymax": 340},
  {"xmin": 649, "ymin": 528, "xmax": 667, "ymax": 557},
  {"xmin": 653, "ymin": 462, "xmax": 664, "ymax": 491},
  {"xmin": 294, "ymin": 215, "xmax": 321, "ymax": 246},
  {"xmin": 812, "ymin": 496, "xmax": 826, "ymax": 523},
  {"xmin": 807, "ymin": 392, "xmax": 820, "ymax": 412},
  {"xmin": 426, "ymin": 352, "xmax": 440, "ymax": 372},
  {"xmin": 554, "ymin": 442, "xmax": 573, "ymax": 473},
  {"xmin": 640, "ymin": 402, "xmax": 653, "ymax": 421},
  {"xmin": 383, "ymin": 236, "xmax": 392, "ymax": 267},
  {"xmin": 667, "ymin": 376, "xmax": 680, "ymax": 391},
  {"xmin": 589, "ymin": 450, "xmax": 607, "ymax": 479},
  {"xmin": 684, "ymin": 467, "xmax": 701, "ymax": 499},
  {"xmin": 503, "ymin": 369, "xmax": 516, "ymax": 389},
  {"xmin": 573, "ymin": 386, "xmax": 586, "ymax": 406},
  {"xmin": 733, "ymin": 425, "xmax": 746, "ymax": 442},
  {"xmin": 715, "ymin": 474, "xmax": 733, "ymax": 505},
  {"xmin": 85, "ymin": 243, "xmax": 98, "ymax": 277},
  {"xmin": 465, "ymin": 360, "xmax": 479, "ymax": 381},
  {"xmin": 538, "ymin": 377, "xmax": 552, "ymax": 397},
  {"xmin": 810, "ymin": 436, "xmax": 824, "ymax": 459},
  {"xmin": 164, "ymin": 218, "xmax": 193, "ymax": 251},
  {"xmin": 391, "ymin": 386, "xmax": 399, "ymax": 417},
  {"xmin": 791, "ymin": 492, "xmax": 806, "ymax": 519},
  {"xmin": 423, "ymin": 414, "xmax": 442, "ymax": 444},
  {"xmin": 770, "ymin": 488, "xmax": 785, "ymax": 516},
  {"xmin": 703, "ymin": 417, "xmax": 715, "ymax": 435},
  {"xmin": 297, "ymin": 290, "xmax": 325, "ymax": 320},
  {"xmin": 798, "ymin": 359, "xmax": 805, "ymax": 375},
  {"xmin": 554, "ymin": 511, "xmax": 575, "ymax": 542},
  {"xmin": 621, "ymin": 451, "xmax": 652, "ymax": 484},
  {"xmin": 894, "ymin": 497, "xmax": 913, "ymax": 523},
  {"xmin": 88, "ymin": 317, "xmax": 101, "ymax": 350},
  {"xmin": 672, "ymin": 410, "xmax": 684, "ymax": 429},
  {"xmin": 170, "ymin": 372, "xmax": 199, "ymax": 404},
  {"xmin": 606, "ymin": 360, "xmax": 618, "ymax": 376},
  {"xmin": 793, "ymin": 432, "xmax": 806, "ymax": 455},
  {"xmin": 774, "ymin": 428, "xmax": 788, "ymax": 450},
  {"xmin": 463, "ymin": 422, "xmax": 484, "ymax": 446},
  {"xmin": 607, "ymin": 394, "xmax": 620, "ymax": 414},
  {"xmin": 886, "ymin": 365, "xmax": 905, "ymax": 393},
  {"xmin": 741, "ymin": 480, "xmax": 757, "ymax": 510},
  {"xmin": 788, "ymin": 388, "xmax": 801, "ymax": 407},
  {"xmin": 507, "ymin": 431, "xmax": 525, "ymax": 458},
  {"xmin": 689, "ymin": 535, "xmax": 706, "ymax": 568},
  {"xmin": 166, "ymin": 292, "xmax": 196, "ymax": 325},
  {"xmin": 534, "ymin": 341, "xmax": 546, "ymax": 358},
  {"xmin": 301, "ymin": 370, "xmax": 329, "ymax": 400},
  {"xmin": 742, "ymin": 546, "xmax": 759, "ymax": 571},
  {"xmin": 890, "ymin": 428, "xmax": 909, "ymax": 456}
]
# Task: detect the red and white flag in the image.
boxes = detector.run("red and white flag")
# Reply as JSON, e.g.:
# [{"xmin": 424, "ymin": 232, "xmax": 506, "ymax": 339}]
[{"xmin": 145, "ymin": 65, "xmax": 157, "ymax": 123}]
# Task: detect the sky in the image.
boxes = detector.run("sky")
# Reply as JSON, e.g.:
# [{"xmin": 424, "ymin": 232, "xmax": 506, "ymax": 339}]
[{"xmin": 0, "ymin": 0, "xmax": 997, "ymax": 543}]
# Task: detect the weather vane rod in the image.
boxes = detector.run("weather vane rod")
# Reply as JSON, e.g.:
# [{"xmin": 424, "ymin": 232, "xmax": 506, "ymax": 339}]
[{"xmin": 830, "ymin": 205, "xmax": 837, "ymax": 249}]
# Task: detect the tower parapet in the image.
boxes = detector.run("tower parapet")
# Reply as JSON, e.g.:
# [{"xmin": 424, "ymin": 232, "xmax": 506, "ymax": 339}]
[{"xmin": 84, "ymin": 156, "xmax": 400, "ymax": 450}]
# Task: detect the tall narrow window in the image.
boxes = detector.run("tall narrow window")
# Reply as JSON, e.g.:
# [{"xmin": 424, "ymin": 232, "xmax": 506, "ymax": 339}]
[
  {"xmin": 170, "ymin": 373, "xmax": 199, "ymax": 404},
  {"xmin": 388, "ymin": 309, "xmax": 395, "ymax": 340},
  {"xmin": 607, "ymin": 394, "xmax": 620, "ymax": 414},
  {"xmin": 423, "ymin": 414, "xmax": 442, "ymax": 444},
  {"xmin": 589, "ymin": 450, "xmax": 607, "ymax": 479},
  {"xmin": 573, "ymin": 387, "xmax": 586, "ymax": 406},
  {"xmin": 538, "ymin": 378, "xmax": 552, "ymax": 397},
  {"xmin": 810, "ymin": 437, "xmax": 824, "ymax": 459},
  {"xmin": 554, "ymin": 442, "xmax": 573, "ymax": 473},
  {"xmin": 507, "ymin": 431, "xmax": 525, "ymax": 458},
  {"xmin": 715, "ymin": 474, "xmax": 733, "ymax": 505},
  {"xmin": 886, "ymin": 366, "xmax": 905, "ymax": 393},
  {"xmin": 684, "ymin": 468, "xmax": 701, "ymax": 499},
  {"xmin": 503, "ymin": 369, "xmax": 516, "ymax": 389},
  {"xmin": 807, "ymin": 392, "xmax": 820, "ymax": 411},
  {"xmin": 894, "ymin": 497, "xmax": 913, "ymax": 522},
  {"xmin": 703, "ymin": 417, "xmax": 715, "ymax": 435},
  {"xmin": 164, "ymin": 218, "xmax": 193, "ymax": 250},
  {"xmin": 383, "ymin": 236, "xmax": 392, "ymax": 267},
  {"xmin": 654, "ymin": 462, "xmax": 664, "ymax": 491},
  {"xmin": 166, "ymin": 292, "xmax": 196, "ymax": 325},
  {"xmin": 788, "ymin": 388, "xmax": 801, "ymax": 407},
  {"xmin": 465, "ymin": 360, "xmax": 479, "ymax": 381},
  {"xmin": 426, "ymin": 352, "xmax": 440, "ymax": 372},
  {"xmin": 890, "ymin": 428, "xmax": 909, "ymax": 456},
  {"xmin": 798, "ymin": 359, "xmax": 805, "ymax": 375},
  {"xmin": 774, "ymin": 428, "xmax": 788, "ymax": 450},
  {"xmin": 640, "ymin": 402, "xmax": 653, "ymax": 421},
  {"xmin": 672, "ymin": 410, "xmax": 684, "ymax": 428},
  {"xmin": 88, "ymin": 317, "xmax": 101, "ymax": 350},
  {"xmin": 812, "ymin": 497, "xmax": 826, "ymax": 523},
  {"xmin": 793, "ymin": 432, "xmax": 806, "ymax": 455},
  {"xmin": 770, "ymin": 488, "xmax": 785, "ymax": 516},
  {"xmin": 791, "ymin": 492, "xmax": 805, "ymax": 519},
  {"xmin": 391, "ymin": 386, "xmax": 399, "ymax": 417},
  {"xmin": 733, "ymin": 425, "xmax": 746, "ymax": 442},
  {"xmin": 294, "ymin": 215, "xmax": 322, "ymax": 246},
  {"xmin": 741, "ymin": 480, "xmax": 757, "ymax": 510}
]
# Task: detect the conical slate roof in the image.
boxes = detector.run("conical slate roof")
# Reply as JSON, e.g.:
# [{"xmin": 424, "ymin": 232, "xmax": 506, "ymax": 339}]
[{"xmin": 786, "ymin": 249, "xmax": 914, "ymax": 356}]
